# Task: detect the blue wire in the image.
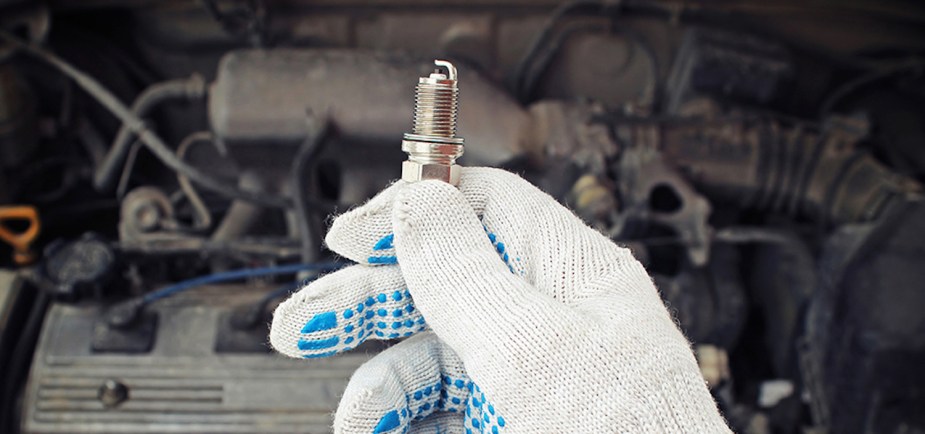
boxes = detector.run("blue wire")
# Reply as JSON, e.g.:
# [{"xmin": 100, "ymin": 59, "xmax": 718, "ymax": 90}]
[{"xmin": 142, "ymin": 262, "xmax": 343, "ymax": 304}]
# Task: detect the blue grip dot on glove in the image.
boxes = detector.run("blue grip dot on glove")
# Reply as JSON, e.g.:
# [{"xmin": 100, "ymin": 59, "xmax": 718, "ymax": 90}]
[
  {"xmin": 296, "ymin": 287, "xmax": 424, "ymax": 359},
  {"xmin": 371, "ymin": 375, "xmax": 506, "ymax": 434}
]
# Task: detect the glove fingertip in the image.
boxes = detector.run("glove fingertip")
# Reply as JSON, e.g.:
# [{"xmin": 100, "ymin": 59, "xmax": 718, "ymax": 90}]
[
  {"xmin": 269, "ymin": 302, "xmax": 369, "ymax": 359},
  {"xmin": 392, "ymin": 180, "xmax": 478, "ymax": 236},
  {"xmin": 269, "ymin": 265, "xmax": 428, "ymax": 359},
  {"xmin": 326, "ymin": 182, "xmax": 405, "ymax": 264},
  {"xmin": 392, "ymin": 180, "xmax": 510, "ymax": 278}
]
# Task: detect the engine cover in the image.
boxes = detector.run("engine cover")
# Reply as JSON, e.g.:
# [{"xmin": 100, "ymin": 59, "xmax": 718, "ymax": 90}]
[{"xmin": 20, "ymin": 285, "xmax": 375, "ymax": 434}]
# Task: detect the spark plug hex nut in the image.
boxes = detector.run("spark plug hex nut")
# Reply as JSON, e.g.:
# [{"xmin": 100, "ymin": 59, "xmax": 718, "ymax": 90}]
[
  {"xmin": 401, "ymin": 140, "xmax": 464, "ymax": 184},
  {"xmin": 402, "ymin": 160, "xmax": 462, "ymax": 185}
]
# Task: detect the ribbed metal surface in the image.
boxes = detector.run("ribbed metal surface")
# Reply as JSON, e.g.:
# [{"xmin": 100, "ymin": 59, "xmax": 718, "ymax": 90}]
[
  {"xmin": 412, "ymin": 80, "xmax": 458, "ymax": 139},
  {"xmin": 29, "ymin": 359, "xmax": 342, "ymax": 430},
  {"xmin": 22, "ymin": 287, "xmax": 378, "ymax": 434}
]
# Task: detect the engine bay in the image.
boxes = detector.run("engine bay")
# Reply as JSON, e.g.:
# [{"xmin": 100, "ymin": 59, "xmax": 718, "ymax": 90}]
[{"xmin": 1, "ymin": 1, "xmax": 924, "ymax": 433}]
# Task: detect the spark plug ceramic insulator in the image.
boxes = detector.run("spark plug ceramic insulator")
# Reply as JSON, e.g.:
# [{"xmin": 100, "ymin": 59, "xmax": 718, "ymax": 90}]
[{"xmin": 401, "ymin": 60, "xmax": 465, "ymax": 185}]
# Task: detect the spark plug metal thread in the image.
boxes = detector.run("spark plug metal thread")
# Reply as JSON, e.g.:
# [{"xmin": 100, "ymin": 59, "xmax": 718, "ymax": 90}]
[{"xmin": 401, "ymin": 60, "xmax": 465, "ymax": 185}]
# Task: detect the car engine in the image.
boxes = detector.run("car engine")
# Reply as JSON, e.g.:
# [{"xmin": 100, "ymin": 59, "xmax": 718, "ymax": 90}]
[{"xmin": 1, "ymin": 1, "xmax": 924, "ymax": 433}]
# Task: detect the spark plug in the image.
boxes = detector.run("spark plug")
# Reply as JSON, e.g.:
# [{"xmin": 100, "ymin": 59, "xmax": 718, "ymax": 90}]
[{"xmin": 401, "ymin": 60, "xmax": 464, "ymax": 185}]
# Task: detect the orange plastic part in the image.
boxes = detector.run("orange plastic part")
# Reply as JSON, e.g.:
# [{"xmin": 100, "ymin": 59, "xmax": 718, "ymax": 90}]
[{"xmin": 0, "ymin": 206, "xmax": 41, "ymax": 265}]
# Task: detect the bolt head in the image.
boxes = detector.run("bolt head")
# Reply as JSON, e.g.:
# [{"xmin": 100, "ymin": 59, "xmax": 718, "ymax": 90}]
[
  {"xmin": 402, "ymin": 161, "xmax": 461, "ymax": 185},
  {"xmin": 132, "ymin": 203, "xmax": 162, "ymax": 232},
  {"xmin": 98, "ymin": 379, "xmax": 129, "ymax": 407}
]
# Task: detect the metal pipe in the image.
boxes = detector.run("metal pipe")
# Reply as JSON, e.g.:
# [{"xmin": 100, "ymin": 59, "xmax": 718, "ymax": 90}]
[
  {"xmin": 290, "ymin": 121, "xmax": 330, "ymax": 263},
  {"xmin": 175, "ymin": 131, "xmax": 215, "ymax": 232},
  {"xmin": 93, "ymin": 75, "xmax": 207, "ymax": 192},
  {"xmin": 208, "ymin": 50, "xmax": 532, "ymax": 166},
  {"xmin": 211, "ymin": 171, "xmax": 267, "ymax": 242}
]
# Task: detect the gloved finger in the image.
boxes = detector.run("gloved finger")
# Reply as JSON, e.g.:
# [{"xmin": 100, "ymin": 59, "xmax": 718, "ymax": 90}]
[
  {"xmin": 457, "ymin": 168, "xmax": 637, "ymax": 297},
  {"xmin": 270, "ymin": 264, "xmax": 426, "ymax": 359},
  {"xmin": 326, "ymin": 180, "xmax": 405, "ymax": 266},
  {"xmin": 327, "ymin": 167, "xmax": 633, "ymax": 298},
  {"xmin": 334, "ymin": 332, "xmax": 471, "ymax": 434},
  {"xmin": 407, "ymin": 413, "xmax": 464, "ymax": 434},
  {"xmin": 392, "ymin": 179, "xmax": 588, "ymax": 363},
  {"xmin": 464, "ymin": 382, "xmax": 506, "ymax": 434}
]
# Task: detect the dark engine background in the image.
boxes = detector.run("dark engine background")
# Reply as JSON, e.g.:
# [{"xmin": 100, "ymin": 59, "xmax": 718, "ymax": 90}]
[{"xmin": 1, "ymin": 1, "xmax": 924, "ymax": 433}]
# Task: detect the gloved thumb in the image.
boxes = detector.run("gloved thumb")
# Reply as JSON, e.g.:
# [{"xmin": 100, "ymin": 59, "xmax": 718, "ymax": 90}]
[{"xmin": 392, "ymin": 180, "xmax": 583, "ymax": 362}]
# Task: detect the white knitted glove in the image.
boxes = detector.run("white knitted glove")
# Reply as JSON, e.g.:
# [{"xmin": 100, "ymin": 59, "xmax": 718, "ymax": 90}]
[{"xmin": 270, "ymin": 167, "xmax": 730, "ymax": 433}]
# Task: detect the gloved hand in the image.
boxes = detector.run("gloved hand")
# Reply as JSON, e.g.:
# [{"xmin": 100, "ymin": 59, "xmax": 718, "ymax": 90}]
[{"xmin": 270, "ymin": 167, "xmax": 730, "ymax": 433}]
